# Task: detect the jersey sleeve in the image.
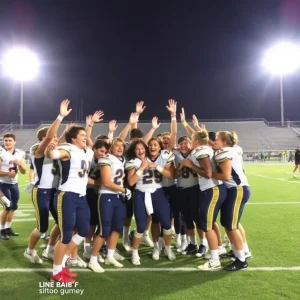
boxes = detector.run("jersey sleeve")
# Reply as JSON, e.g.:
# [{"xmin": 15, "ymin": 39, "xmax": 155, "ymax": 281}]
[
  {"xmin": 215, "ymin": 148, "xmax": 232, "ymax": 163},
  {"xmin": 57, "ymin": 143, "xmax": 72, "ymax": 156},
  {"xmin": 30, "ymin": 143, "xmax": 40, "ymax": 156},
  {"xmin": 98, "ymin": 154, "xmax": 112, "ymax": 167},
  {"xmin": 161, "ymin": 150, "xmax": 175, "ymax": 164},
  {"xmin": 193, "ymin": 147, "xmax": 210, "ymax": 160}
]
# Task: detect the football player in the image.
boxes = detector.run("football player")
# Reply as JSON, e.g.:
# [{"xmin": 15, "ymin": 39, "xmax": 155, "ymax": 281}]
[
  {"xmin": 126, "ymin": 138, "xmax": 176, "ymax": 264},
  {"xmin": 88, "ymin": 138, "xmax": 131, "ymax": 272},
  {"xmin": 0, "ymin": 133, "xmax": 26, "ymax": 240},
  {"xmin": 45, "ymin": 110, "xmax": 103, "ymax": 282},
  {"xmin": 212, "ymin": 131, "xmax": 251, "ymax": 271},
  {"xmin": 179, "ymin": 130, "xmax": 227, "ymax": 271},
  {"xmin": 24, "ymin": 100, "xmax": 72, "ymax": 263}
]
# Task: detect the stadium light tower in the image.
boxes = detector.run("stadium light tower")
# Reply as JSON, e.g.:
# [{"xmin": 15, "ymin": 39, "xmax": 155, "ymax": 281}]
[
  {"xmin": 2, "ymin": 48, "xmax": 39, "ymax": 126},
  {"xmin": 263, "ymin": 42, "xmax": 300, "ymax": 126}
]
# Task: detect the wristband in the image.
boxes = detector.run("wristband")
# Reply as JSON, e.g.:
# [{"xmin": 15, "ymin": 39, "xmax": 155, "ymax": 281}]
[
  {"xmin": 156, "ymin": 165, "xmax": 163, "ymax": 173},
  {"xmin": 108, "ymin": 133, "xmax": 113, "ymax": 139},
  {"xmin": 171, "ymin": 116, "xmax": 176, "ymax": 121},
  {"xmin": 182, "ymin": 121, "xmax": 188, "ymax": 127},
  {"xmin": 136, "ymin": 169, "xmax": 142, "ymax": 177},
  {"xmin": 57, "ymin": 115, "xmax": 64, "ymax": 121}
]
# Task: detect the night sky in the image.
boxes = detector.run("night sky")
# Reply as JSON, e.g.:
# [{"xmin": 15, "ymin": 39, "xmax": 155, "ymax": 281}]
[{"xmin": 0, "ymin": 0, "xmax": 300, "ymax": 124}]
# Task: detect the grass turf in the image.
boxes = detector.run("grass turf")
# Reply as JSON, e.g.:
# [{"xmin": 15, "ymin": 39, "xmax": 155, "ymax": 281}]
[{"xmin": 0, "ymin": 163, "xmax": 299, "ymax": 300}]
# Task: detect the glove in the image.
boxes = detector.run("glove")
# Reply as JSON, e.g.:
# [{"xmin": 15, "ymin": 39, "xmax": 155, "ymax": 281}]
[
  {"xmin": 24, "ymin": 183, "xmax": 35, "ymax": 194},
  {"xmin": 122, "ymin": 188, "xmax": 132, "ymax": 201}
]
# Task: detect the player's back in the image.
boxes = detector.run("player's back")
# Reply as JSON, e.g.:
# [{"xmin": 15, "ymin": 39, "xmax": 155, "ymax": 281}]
[{"xmin": 30, "ymin": 143, "xmax": 59, "ymax": 189}]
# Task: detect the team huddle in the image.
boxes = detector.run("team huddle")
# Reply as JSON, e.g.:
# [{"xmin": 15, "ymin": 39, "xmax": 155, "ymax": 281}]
[{"xmin": 0, "ymin": 99, "xmax": 251, "ymax": 283}]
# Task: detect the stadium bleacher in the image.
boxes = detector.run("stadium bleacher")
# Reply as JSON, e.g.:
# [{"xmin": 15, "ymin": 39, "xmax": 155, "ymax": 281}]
[{"xmin": 0, "ymin": 120, "xmax": 299, "ymax": 152}]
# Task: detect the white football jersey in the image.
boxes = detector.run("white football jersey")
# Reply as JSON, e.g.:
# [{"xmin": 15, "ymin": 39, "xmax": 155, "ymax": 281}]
[
  {"xmin": 87, "ymin": 158, "xmax": 100, "ymax": 189},
  {"xmin": 30, "ymin": 142, "xmax": 59, "ymax": 189},
  {"xmin": 98, "ymin": 154, "xmax": 126, "ymax": 194},
  {"xmin": 191, "ymin": 145, "xmax": 221, "ymax": 191},
  {"xmin": 57, "ymin": 143, "xmax": 94, "ymax": 196},
  {"xmin": 174, "ymin": 150, "xmax": 198, "ymax": 188},
  {"xmin": 0, "ymin": 147, "xmax": 24, "ymax": 184},
  {"xmin": 214, "ymin": 147, "xmax": 248, "ymax": 188},
  {"xmin": 126, "ymin": 150, "xmax": 175, "ymax": 192},
  {"xmin": 159, "ymin": 150, "xmax": 176, "ymax": 187}
]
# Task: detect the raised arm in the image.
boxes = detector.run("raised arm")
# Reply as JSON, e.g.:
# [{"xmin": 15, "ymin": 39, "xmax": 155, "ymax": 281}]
[
  {"xmin": 143, "ymin": 117, "xmax": 161, "ymax": 144},
  {"xmin": 180, "ymin": 107, "xmax": 195, "ymax": 136},
  {"xmin": 86, "ymin": 110, "xmax": 104, "ymax": 148},
  {"xmin": 35, "ymin": 99, "xmax": 72, "ymax": 158},
  {"xmin": 134, "ymin": 101, "xmax": 146, "ymax": 129},
  {"xmin": 166, "ymin": 99, "xmax": 177, "ymax": 150},
  {"xmin": 119, "ymin": 112, "xmax": 139, "ymax": 141},
  {"xmin": 108, "ymin": 120, "xmax": 118, "ymax": 143},
  {"xmin": 45, "ymin": 137, "xmax": 70, "ymax": 161}
]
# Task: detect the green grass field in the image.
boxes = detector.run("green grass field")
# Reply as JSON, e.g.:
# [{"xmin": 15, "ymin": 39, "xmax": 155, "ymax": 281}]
[{"xmin": 0, "ymin": 163, "xmax": 299, "ymax": 300}]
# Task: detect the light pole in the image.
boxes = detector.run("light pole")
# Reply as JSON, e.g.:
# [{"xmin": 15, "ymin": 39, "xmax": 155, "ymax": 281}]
[
  {"xmin": 263, "ymin": 42, "xmax": 300, "ymax": 126},
  {"xmin": 2, "ymin": 48, "xmax": 39, "ymax": 126}
]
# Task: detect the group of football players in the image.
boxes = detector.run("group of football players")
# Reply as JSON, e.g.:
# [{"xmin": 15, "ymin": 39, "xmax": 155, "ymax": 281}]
[{"xmin": 0, "ymin": 99, "xmax": 251, "ymax": 283}]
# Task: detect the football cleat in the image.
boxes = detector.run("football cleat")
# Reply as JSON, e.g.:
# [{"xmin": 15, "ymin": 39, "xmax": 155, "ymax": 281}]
[
  {"xmin": 42, "ymin": 249, "xmax": 54, "ymax": 261},
  {"xmin": 196, "ymin": 244, "xmax": 207, "ymax": 258},
  {"xmin": 114, "ymin": 249, "xmax": 125, "ymax": 261},
  {"xmin": 131, "ymin": 254, "xmax": 141, "ymax": 266},
  {"xmin": 6, "ymin": 228, "xmax": 19, "ymax": 236},
  {"xmin": 24, "ymin": 249, "xmax": 43, "ymax": 264},
  {"xmin": 51, "ymin": 271, "xmax": 75, "ymax": 283},
  {"xmin": 105, "ymin": 257, "xmax": 123, "ymax": 268},
  {"xmin": 165, "ymin": 248, "xmax": 176, "ymax": 261},
  {"xmin": 100, "ymin": 245, "xmax": 108, "ymax": 258},
  {"xmin": 177, "ymin": 240, "xmax": 188, "ymax": 253},
  {"xmin": 88, "ymin": 262, "xmax": 105, "ymax": 273},
  {"xmin": 66, "ymin": 257, "xmax": 87, "ymax": 268},
  {"xmin": 142, "ymin": 234, "xmax": 154, "ymax": 248},
  {"xmin": 223, "ymin": 258, "xmax": 248, "ymax": 271},
  {"xmin": 152, "ymin": 248, "xmax": 160, "ymax": 261},
  {"xmin": 197, "ymin": 259, "xmax": 221, "ymax": 271},
  {"xmin": 123, "ymin": 242, "xmax": 132, "ymax": 252},
  {"xmin": 219, "ymin": 249, "xmax": 235, "ymax": 259},
  {"xmin": 62, "ymin": 267, "xmax": 78, "ymax": 278},
  {"xmin": 182, "ymin": 243, "xmax": 198, "ymax": 255},
  {"xmin": 0, "ymin": 229, "xmax": 9, "ymax": 240}
]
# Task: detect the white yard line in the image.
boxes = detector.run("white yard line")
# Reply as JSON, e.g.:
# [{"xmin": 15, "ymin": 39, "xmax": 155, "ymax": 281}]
[
  {"xmin": 248, "ymin": 173, "xmax": 300, "ymax": 184},
  {"xmin": 0, "ymin": 267, "xmax": 299, "ymax": 272},
  {"xmin": 247, "ymin": 202, "xmax": 300, "ymax": 205}
]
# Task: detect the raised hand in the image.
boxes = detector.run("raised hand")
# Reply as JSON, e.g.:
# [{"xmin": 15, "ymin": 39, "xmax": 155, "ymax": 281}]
[
  {"xmin": 140, "ymin": 159, "xmax": 149, "ymax": 170},
  {"xmin": 86, "ymin": 115, "xmax": 93, "ymax": 127},
  {"xmin": 109, "ymin": 120, "xmax": 118, "ymax": 132},
  {"xmin": 192, "ymin": 115, "xmax": 199, "ymax": 128},
  {"xmin": 60, "ymin": 99, "xmax": 72, "ymax": 117},
  {"xmin": 180, "ymin": 107, "xmax": 186, "ymax": 122},
  {"xmin": 152, "ymin": 117, "xmax": 161, "ymax": 130},
  {"xmin": 47, "ymin": 136, "xmax": 59, "ymax": 151},
  {"xmin": 136, "ymin": 101, "xmax": 146, "ymax": 115},
  {"xmin": 65, "ymin": 122, "xmax": 76, "ymax": 131},
  {"xmin": 129, "ymin": 112, "xmax": 139, "ymax": 125},
  {"xmin": 166, "ymin": 99, "xmax": 177, "ymax": 116},
  {"xmin": 92, "ymin": 110, "xmax": 104, "ymax": 123}
]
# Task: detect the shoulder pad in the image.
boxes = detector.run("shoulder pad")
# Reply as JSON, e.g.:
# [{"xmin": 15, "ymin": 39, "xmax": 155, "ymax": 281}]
[
  {"xmin": 161, "ymin": 150, "xmax": 175, "ymax": 161},
  {"xmin": 125, "ymin": 158, "xmax": 139, "ymax": 170},
  {"xmin": 193, "ymin": 146, "xmax": 211, "ymax": 160},
  {"xmin": 57, "ymin": 143, "xmax": 72, "ymax": 152},
  {"xmin": 30, "ymin": 142, "xmax": 40, "ymax": 154},
  {"xmin": 215, "ymin": 148, "xmax": 231, "ymax": 163},
  {"xmin": 98, "ymin": 154, "xmax": 112, "ymax": 167}
]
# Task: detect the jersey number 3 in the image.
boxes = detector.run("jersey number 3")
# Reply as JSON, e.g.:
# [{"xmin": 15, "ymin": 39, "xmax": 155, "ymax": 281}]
[{"xmin": 78, "ymin": 160, "xmax": 90, "ymax": 178}]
